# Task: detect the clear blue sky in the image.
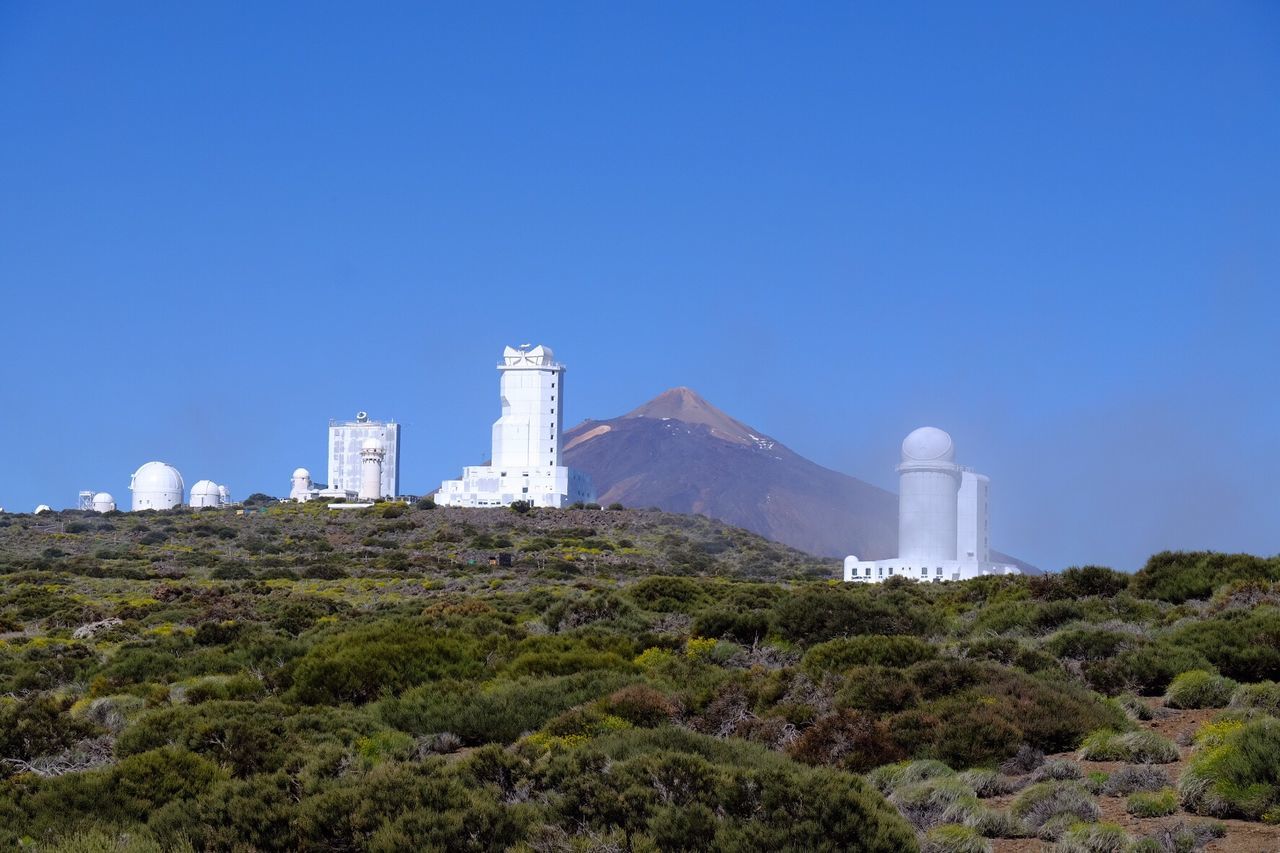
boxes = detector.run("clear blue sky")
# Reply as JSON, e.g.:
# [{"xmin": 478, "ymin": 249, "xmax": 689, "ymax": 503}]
[{"xmin": 2, "ymin": 2, "xmax": 1277, "ymax": 572}]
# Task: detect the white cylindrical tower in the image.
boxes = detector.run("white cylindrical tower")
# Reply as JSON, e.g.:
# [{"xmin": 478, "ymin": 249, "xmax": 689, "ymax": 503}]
[
  {"xmin": 91, "ymin": 492, "xmax": 116, "ymax": 513},
  {"xmin": 492, "ymin": 344, "xmax": 565, "ymax": 469},
  {"xmin": 217, "ymin": 485, "xmax": 231, "ymax": 506},
  {"xmin": 359, "ymin": 439, "xmax": 384, "ymax": 500},
  {"xmin": 130, "ymin": 462, "xmax": 185, "ymax": 511},
  {"xmin": 190, "ymin": 480, "xmax": 222, "ymax": 508},
  {"xmin": 897, "ymin": 427, "xmax": 961, "ymax": 562},
  {"xmin": 290, "ymin": 467, "xmax": 313, "ymax": 501}
]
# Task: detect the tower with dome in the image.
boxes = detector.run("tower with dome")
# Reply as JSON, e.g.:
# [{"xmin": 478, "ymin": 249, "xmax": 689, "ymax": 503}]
[{"xmin": 844, "ymin": 427, "xmax": 1020, "ymax": 583}]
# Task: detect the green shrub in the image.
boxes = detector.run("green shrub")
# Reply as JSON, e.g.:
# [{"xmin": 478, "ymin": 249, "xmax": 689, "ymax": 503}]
[
  {"xmin": 1055, "ymin": 821, "xmax": 1131, "ymax": 852},
  {"xmin": 1165, "ymin": 670, "xmax": 1238, "ymax": 709},
  {"xmin": 1130, "ymin": 551, "xmax": 1280, "ymax": 603},
  {"xmin": 1010, "ymin": 781, "xmax": 1100, "ymax": 833},
  {"xmin": 1102, "ymin": 764, "xmax": 1170, "ymax": 796},
  {"xmin": 1082, "ymin": 643, "xmax": 1213, "ymax": 696},
  {"xmin": 1126, "ymin": 788, "xmax": 1178, "ymax": 817},
  {"xmin": 1077, "ymin": 729, "xmax": 1178, "ymax": 764},
  {"xmin": 888, "ymin": 776, "xmax": 982, "ymax": 831},
  {"xmin": 1229, "ymin": 680, "xmax": 1280, "ymax": 714},
  {"xmin": 1168, "ymin": 607, "xmax": 1280, "ymax": 682},
  {"xmin": 804, "ymin": 635, "xmax": 937, "ymax": 677},
  {"xmin": 921, "ymin": 824, "xmax": 991, "ymax": 853},
  {"xmin": 289, "ymin": 622, "xmax": 485, "ymax": 704},
  {"xmin": 867, "ymin": 759, "xmax": 957, "ymax": 795},
  {"xmin": 1179, "ymin": 715, "xmax": 1280, "ymax": 820}
]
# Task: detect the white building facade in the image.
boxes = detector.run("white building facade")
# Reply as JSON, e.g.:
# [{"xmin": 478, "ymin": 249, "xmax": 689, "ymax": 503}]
[
  {"xmin": 328, "ymin": 412, "xmax": 400, "ymax": 498},
  {"xmin": 436, "ymin": 344, "xmax": 595, "ymax": 508},
  {"xmin": 845, "ymin": 427, "xmax": 1018, "ymax": 583}
]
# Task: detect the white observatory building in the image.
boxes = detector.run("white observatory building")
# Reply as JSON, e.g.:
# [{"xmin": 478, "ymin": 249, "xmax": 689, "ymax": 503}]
[
  {"xmin": 130, "ymin": 462, "xmax": 185, "ymax": 511},
  {"xmin": 189, "ymin": 480, "xmax": 224, "ymax": 508},
  {"xmin": 91, "ymin": 492, "xmax": 116, "ymax": 513},
  {"xmin": 328, "ymin": 412, "xmax": 400, "ymax": 498},
  {"xmin": 845, "ymin": 427, "xmax": 1020, "ymax": 583},
  {"xmin": 436, "ymin": 344, "xmax": 595, "ymax": 508},
  {"xmin": 290, "ymin": 468, "xmax": 315, "ymax": 502}
]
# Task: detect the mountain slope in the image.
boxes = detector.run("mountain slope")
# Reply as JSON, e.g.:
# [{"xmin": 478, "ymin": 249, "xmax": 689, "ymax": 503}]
[{"xmin": 565, "ymin": 387, "xmax": 1034, "ymax": 570}]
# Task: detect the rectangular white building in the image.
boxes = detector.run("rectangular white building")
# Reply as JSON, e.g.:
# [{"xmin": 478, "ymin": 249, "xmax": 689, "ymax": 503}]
[
  {"xmin": 436, "ymin": 344, "xmax": 595, "ymax": 508},
  {"xmin": 328, "ymin": 413, "xmax": 400, "ymax": 498}
]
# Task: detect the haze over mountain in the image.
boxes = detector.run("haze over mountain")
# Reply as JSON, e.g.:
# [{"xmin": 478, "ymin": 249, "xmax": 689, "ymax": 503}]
[{"xmin": 565, "ymin": 388, "xmax": 1035, "ymax": 570}]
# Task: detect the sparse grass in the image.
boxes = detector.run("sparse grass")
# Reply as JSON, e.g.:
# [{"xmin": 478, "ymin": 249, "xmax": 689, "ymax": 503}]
[{"xmin": 1078, "ymin": 729, "xmax": 1178, "ymax": 764}]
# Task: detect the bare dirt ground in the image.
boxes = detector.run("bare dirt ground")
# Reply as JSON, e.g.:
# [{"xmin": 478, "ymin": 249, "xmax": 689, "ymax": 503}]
[{"xmin": 988, "ymin": 702, "xmax": 1280, "ymax": 852}]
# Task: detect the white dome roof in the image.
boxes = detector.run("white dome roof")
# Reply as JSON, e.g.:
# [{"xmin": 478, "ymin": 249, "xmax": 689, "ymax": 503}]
[
  {"xmin": 191, "ymin": 480, "xmax": 221, "ymax": 496},
  {"xmin": 361, "ymin": 438, "xmax": 384, "ymax": 451},
  {"xmin": 131, "ymin": 461, "xmax": 184, "ymax": 494},
  {"xmin": 92, "ymin": 492, "xmax": 114, "ymax": 503},
  {"xmin": 292, "ymin": 467, "xmax": 311, "ymax": 479},
  {"xmin": 902, "ymin": 427, "xmax": 955, "ymax": 463}
]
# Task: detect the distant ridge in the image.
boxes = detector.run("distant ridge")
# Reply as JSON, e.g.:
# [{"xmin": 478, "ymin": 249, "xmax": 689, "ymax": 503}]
[{"xmin": 565, "ymin": 388, "xmax": 1036, "ymax": 571}]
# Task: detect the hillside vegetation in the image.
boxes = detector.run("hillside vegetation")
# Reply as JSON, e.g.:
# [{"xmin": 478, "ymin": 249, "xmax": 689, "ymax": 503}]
[{"xmin": 0, "ymin": 503, "xmax": 1278, "ymax": 851}]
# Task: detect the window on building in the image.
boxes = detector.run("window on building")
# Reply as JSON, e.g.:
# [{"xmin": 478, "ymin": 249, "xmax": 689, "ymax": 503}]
[
  {"xmin": 936, "ymin": 567, "xmax": 942, "ymax": 576},
  {"xmin": 921, "ymin": 566, "xmax": 927, "ymax": 576}
]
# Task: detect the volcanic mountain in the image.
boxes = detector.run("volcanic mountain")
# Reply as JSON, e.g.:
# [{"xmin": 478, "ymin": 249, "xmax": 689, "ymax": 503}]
[{"xmin": 564, "ymin": 388, "xmax": 1034, "ymax": 569}]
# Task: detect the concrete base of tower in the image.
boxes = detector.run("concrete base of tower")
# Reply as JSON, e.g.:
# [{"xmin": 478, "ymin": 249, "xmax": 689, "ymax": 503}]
[
  {"xmin": 435, "ymin": 465, "xmax": 595, "ymax": 508},
  {"xmin": 843, "ymin": 556, "xmax": 1021, "ymax": 583}
]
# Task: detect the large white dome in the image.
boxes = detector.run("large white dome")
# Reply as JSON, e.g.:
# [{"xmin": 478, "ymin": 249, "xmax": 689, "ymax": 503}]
[
  {"xmin": 901, "ymin": 427, "xmax": 955, "ymax": 463},
  {"xmin": 130, "ymin": 461, "xmax": 184, "ymax": 511},
  {"xmin": 190, "ymin": 479, "xmax": 220, "ymax": 496},
  {"xmin": 131, "ymin": 462, "xmax": 184, "ymax": 494}
]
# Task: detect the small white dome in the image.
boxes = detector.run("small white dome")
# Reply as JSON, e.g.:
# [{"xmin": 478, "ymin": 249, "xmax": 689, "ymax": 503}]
[
  {"xmin": 902, "ymin": 427, "xmax": 955, "ymax": 463},
  {"xmin": 131, "ymin": 462, "xmax": 184, "ymax": 494},
  {"xmin": 292, "ymin": 467, "xmax": 311, "ymax": 479},
  {"xmin": 191, "ymin": 480, "xmax": 221, "ymax": 496},
  {"xmin": 91, "ymin": 492, "xmax": 116, "ymax": 512},
  {"xmin": 34, "ymin": 504, "xmax": 51, "ymax": 514}
]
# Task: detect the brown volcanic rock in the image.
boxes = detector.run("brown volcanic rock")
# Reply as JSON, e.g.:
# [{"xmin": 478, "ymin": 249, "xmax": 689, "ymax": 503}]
[{"xmin": 565, "ymin": 388, "xmax": 1036, "ymax": 570}]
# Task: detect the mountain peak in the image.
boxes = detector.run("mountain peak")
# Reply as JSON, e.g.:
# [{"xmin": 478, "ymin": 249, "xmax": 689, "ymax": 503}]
[{"xmin": 624, "ymin": 387, "xmax": 762, "ymax": 446}]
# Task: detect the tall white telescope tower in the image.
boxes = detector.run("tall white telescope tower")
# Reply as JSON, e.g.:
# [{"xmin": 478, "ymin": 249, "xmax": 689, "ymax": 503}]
[
  {"xmin": 436, "ymin": 344, "xmax": 595, "ymax": 508},
  {"xmin": 844, "ymin": 427, "xmax": 1018, "ymax": 583}
]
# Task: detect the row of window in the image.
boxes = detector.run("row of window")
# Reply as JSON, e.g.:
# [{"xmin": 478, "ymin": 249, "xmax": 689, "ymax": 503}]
[{"xmin": 863, "ymin": 565, "xmax": 946, "ymax": 577}]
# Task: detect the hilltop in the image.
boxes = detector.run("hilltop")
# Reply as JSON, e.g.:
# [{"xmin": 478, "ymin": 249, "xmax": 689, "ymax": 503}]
[{"xmin": 0, "ymin": 505, "xmax": 1276, "ymax": 851}]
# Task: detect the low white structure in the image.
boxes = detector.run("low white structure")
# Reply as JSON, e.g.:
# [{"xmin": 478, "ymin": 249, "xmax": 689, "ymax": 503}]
[
  {"xmin": 190, "ymin": 480, "xmax": 222, "ymax": 508},
  {"xmin": 218, "ymin": 484, "xmax": 231, "ymax": 505},
  {"xmin": 436, "ymin": 344, "xmax": 595, "ymax": 508},
  {"xmin": 130, "ymin": 462, "xmax": 185, "ymax": 511},
  {"xmin": 34, "ymin": 504, "xmax": 51, "ymax": 514},
  {"xmin": 91, "ymin": 492, "xmax": 116, "ymax": 513},
  {"xmin": 845, "ymin": 427, "xmax": 1020, "ymax": 583},
  {"xmin": 359, "ymin": 439, "xmax": 384, "ymax": 500}
]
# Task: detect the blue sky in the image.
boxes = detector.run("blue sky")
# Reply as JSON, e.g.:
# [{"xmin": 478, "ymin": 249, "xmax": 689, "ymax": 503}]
[{"xmin": 1, "ymin": 2, "xmax": 1277, "ymax": 571}]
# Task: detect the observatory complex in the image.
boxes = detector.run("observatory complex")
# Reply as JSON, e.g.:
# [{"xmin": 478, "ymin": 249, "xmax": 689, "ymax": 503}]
[
  {"xmin": 328, "ymin": 412, "xmax": 400, "ymax": 498},
  {"xmin": 436, "ymin": 344, "xmax": 595, "ymax": 508},
  {"xmin": 844, "ymin": 427, "xmax": 1021, "ymax": 583}
]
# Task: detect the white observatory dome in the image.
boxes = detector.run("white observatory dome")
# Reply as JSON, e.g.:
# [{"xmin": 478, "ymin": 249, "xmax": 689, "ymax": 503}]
[
  {"xmin": 91, "ymin": 492, "xmax": 116, "ymax": 513},
  {"xmin": 292, "ymin": 467, "xmax": 311, "ymax": 479},
  {"xmin": 901, "ymin": 427, "xmax": 956, "ymax": 463},
  {"xmin": 34, "ymin": 504, "xmax": 52, "ymax": 514},
  {"xmin": 190, "ymin": 479, "xmax": 221, "ymax": 508},
  {"xmin": 130, "ymin": 461, "xmax": 185, "ymax": 511}
]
